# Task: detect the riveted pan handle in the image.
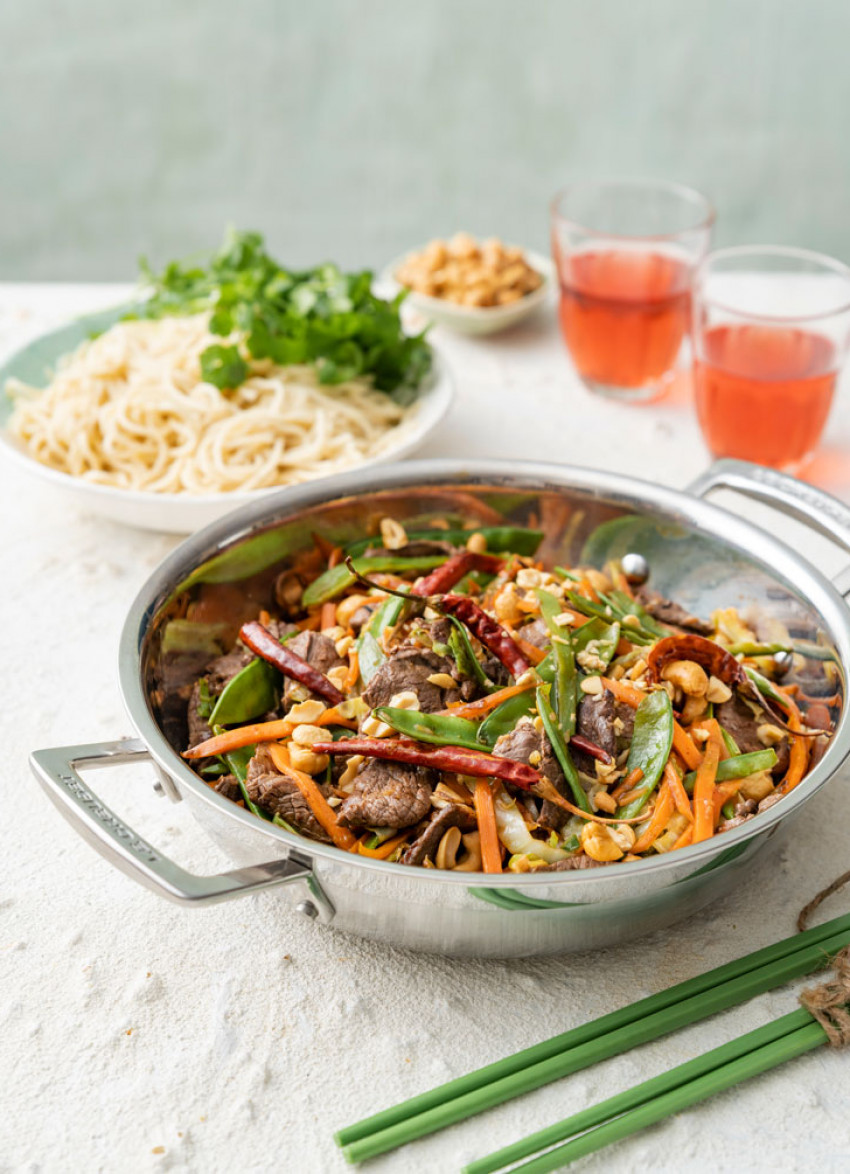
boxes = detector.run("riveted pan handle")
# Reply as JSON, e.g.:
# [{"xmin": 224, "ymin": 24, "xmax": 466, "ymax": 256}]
[
  {"xmin": 30, "ymin": 739, "xmax": 334, "ymax": 919},
  {"xmin": 688, "ymin": 459, "xmax": 850, "ymax": 595}
]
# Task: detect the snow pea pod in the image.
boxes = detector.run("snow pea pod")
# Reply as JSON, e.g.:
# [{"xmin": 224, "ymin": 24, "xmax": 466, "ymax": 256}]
[
  {"xmin": 447, "ymin": 616, "xmax": 492, "ymax": 690},
  {"xmin": 604, "ymin": 589, "xmax": 671, "ymax": 638},
  {"xmin": 303, "ymin": 555, "xmax": 445, "ymax": 606},
  {"xmin": 565, "ymin": 590, "xmax": 656, "ymax": 646},
  {"xmin": 373, "ymin": 706, "xmax": 485, "ymax": 753},
  {"xmin": 572, "ymin": 616, "xmax": 621, "ymax": 672},
  {"xmin": 212, "ymin": 740, "xmax": 268, "ymax": 820},
  {"xmin": 477, "ymin": 691, "xmax": 536, "ymax": 747},
  {"xmin": 344, "ymin": 526, "xmax": 544, "ymax": 558},
  {"xmin": 536, "ymin": 588, "xmax": 578, "ymax": 738},
  {"xmin": 356, "ymin": 591, "xmax": 409, "ymax": 684},
  {"xmin": 535, "ymin": 685, "xmax": 592, "ymax": 813},
  {"xmin": 617, "ymin": 689, "xmax": 675, "ymax": 819},
  {"xmin": 208, "ymin": 658, "xmax": 278, "ymax": 727},
  {"xmin": 683, "ymin": 749, "xmax": 777, "ymax": 794}
]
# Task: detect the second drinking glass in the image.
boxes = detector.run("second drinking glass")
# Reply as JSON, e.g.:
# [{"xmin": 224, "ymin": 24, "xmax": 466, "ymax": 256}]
[{"xmin": 551, "ymin": 179, "xmax": 714, "ymax": 401}]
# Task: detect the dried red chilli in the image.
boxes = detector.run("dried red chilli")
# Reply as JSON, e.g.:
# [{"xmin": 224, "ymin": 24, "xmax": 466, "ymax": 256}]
[
  {"xmin": 571, "ymin": 733, "xmax": 613, "ymax": 765},
  {"xmin": 413, "ymin": 551, "xmax": 504, "ymax": 597},
  {"xmin": 239, "ymin": 621, "xmax": 345, "ymax": 706},
  {"xmin": 311, "ymin": 737, "xmax": 541, "ymax": 791},
  {"xmin": 439, "ymin": 594, "xmax": 531, "ymax": 678}
]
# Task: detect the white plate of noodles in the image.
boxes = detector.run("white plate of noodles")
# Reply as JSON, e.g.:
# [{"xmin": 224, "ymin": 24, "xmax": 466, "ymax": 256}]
[{"xmin": 0, "ymin": 302, "xmax": 454, "ymax": 533}]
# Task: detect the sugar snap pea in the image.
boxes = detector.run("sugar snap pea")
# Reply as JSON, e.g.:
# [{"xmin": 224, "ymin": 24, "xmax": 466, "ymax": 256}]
[
  {"xmin": 344, "ymin": 526, "xmax": 543, "ymax": 559},
  {"xmin": 683, "ymin": 749, "xmax": 778, "ymax": 794},
  {"xmin": 373, "ymin": 706, "xmax": 485, "ymax": 753},
  {"xmin": 536, "ymin": 588, "xmax": 577, "ymax": 738},
  {"xmin": 572, "ymin": 616, "xmax": 621, "ymax": 672},
  {"xmin": 477, "ymin": 691, "xmax": 536, "ymax": 748},
  {"xmin": 303, "ymin": 555, "xmax": 445, "ymax": 606},
  {"xmin": 617, "ymin": 689, "xmax": 674, "ymax": 819},
  {"xmin": 535, "ymin": 685, "xmax": 591, "ymax": 813},
  {"xmin": 208, "ymin": 658, "xmax": 279, "ymax": 727}
]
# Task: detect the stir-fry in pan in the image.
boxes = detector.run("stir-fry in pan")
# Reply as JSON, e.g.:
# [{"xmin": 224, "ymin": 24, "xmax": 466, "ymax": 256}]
[{"xmin": 177, "ymin": 522, "xmax": 838, "ymax": 872}]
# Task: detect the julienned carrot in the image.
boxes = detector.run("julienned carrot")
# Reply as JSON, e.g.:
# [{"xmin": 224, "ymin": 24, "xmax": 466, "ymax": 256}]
[
  {"xmin": 779, "ymin": 694, "xmax": 810, "ymax": 794},
  {"xmin": 474, "ymin": 780, "xmax": 503, "ymax": 874},
  {"xmin": 692, "ymin": 740, "xmax": 720, "ymax": 842},
  {"xmin": 320, "ymin": 600, "xmax": 337, "ymax": 630},
  {"xmin": 357, "ymin": 832, "xmax": 410, "ymax": 859},
  {"xmin": 296, "ymin": 613, "xmax": 323, "ymax": 631},
  {"xmin": 344, "ymin": 648, "xmax": 360, "ymax": 692},
  {"xmin": 602, "ymin": 678, "xmax": 703, "ymax": 771},
  {"xmin": 328, "ymin": 545, "xmax": 344, "ymax": 568},
  {"xmin": 183, "ymin": 719, "xmax": 293, "ymax": 759},
  {"xmin": 576, "ymin": 576, "xmax": 601, "ymax": 604},
  {"xmin": 632, "ymin": 780, "xmax": 675, "ymax": 853},
  {"xmin": 445, "ymin": 680, "xmax": 535, "ymax": 718},
  {"xmin": 713, "ymin": 780, "xmax": 745, "ymax": 822},
  {"xmin": 268, "ymin": 744, "xmax": 357, "ymax": 850},
  {"xmin": 665, "ymin": 761, "xmax": 693, "ymax": 822},
  {"xmin": 612, "ymin": 767, "xmax": 644, "ymax": 802},
  {"xmin": 513, "ymin": 636, "xmax": 547, "ymax": 666},
  {"xmin": 315, "ymin": 706, "xmax": 359, "ymax": 729},
  {"xmin": 672, "ymin": 824, "xmax": 694, "ymax": 850}
]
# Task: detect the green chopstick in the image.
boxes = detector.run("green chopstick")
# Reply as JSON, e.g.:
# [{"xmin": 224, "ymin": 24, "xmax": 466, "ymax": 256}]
[
  {"xmin": 334, "ymin": 909, "xmax": 850, "ymax": 1154},
  {"xmin": 338, "ymin": 925, "xmax": 850, "ymax": 1163},
  {"xmin": 464, "ymin": 1007, "xmax": 816, "ymax": 1174},
  {"xmin": 498, "ymin": 1020, "xmax": 827, "ymax": 1173}
]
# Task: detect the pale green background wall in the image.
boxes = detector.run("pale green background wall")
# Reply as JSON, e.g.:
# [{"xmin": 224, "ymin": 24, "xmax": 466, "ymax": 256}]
[{"xmin": 2, "ymin": 0, "xmax": 847, "ymax": 279}]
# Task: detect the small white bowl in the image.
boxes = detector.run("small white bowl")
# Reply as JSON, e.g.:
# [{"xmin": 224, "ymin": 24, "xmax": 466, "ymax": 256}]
[
  {"xmin": 379, "ymin": 248, "xmax": 554, "ymax": 336},
  {"xmin": 0, "ymin": 306, "xmax": 456, "ymax": 534}
]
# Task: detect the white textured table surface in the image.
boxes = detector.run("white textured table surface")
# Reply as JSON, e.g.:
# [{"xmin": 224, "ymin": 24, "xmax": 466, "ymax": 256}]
[{"xmin": 2, "ymin": 285, "xmax": 850, "ymax": 1174}]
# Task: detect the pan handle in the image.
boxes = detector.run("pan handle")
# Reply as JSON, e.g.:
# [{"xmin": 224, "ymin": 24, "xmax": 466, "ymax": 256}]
[
  {"xmin": 30, "ymin": 738, "xmax": 334, "ymax": 920},
  {"xmin": 688, "ymin": 460, "xmax": 850, "ymax": 592}
]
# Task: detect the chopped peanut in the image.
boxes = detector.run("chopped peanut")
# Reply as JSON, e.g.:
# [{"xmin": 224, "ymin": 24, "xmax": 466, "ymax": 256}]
[
  {"xmin": 465, "ymin": 531, "xmax": 488, "ymax": 554},
  {"xmin": 395, "ymin": 235, "xmax": 543, "ymax": 308},
  {"xmin": 379, "ymin": 517, "xmax": 408, "ymax": 550},
  {"xmin": 581, "ymin": 822, "xmax": 626, "ymax": 862},
  {"xmin": 287, "ymin": 699, "xmax": 326, "ymax": 724}
]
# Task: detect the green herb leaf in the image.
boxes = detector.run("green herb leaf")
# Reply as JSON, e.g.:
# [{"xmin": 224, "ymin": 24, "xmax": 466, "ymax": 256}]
[{"xmin": 200, "ymin": 344, "xmax": 248, "ymax": 390}]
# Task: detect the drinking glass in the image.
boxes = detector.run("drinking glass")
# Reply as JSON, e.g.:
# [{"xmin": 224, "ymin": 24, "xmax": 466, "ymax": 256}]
[
  {"xmin": 551, "ymin": 179, "xmax": 714, "ymax": 401},
  {"xmin": 693, "ymin": 246, "xmax": 850, "ymax": 473}
]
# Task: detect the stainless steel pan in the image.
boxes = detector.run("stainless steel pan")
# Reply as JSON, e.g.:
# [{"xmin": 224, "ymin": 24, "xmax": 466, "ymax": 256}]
[{"xmin": 30, "ymin": 459, "xmax": 850, "ymax": 957}]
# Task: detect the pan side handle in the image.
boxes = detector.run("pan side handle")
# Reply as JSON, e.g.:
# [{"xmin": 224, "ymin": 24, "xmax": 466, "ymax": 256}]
[
  {"xmin": 30, "ymin": 739, "xmax": 334, "ymax": 919},
  {"xmin": 688, "ymin": 459, "xmax": 850, "ymax": 595}
]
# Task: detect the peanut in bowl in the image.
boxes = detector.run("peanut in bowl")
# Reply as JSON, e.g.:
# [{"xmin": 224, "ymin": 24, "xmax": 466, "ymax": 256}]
[{"xmin": 381, "ymin": 235, "xmax": 553, "ymax": 336}]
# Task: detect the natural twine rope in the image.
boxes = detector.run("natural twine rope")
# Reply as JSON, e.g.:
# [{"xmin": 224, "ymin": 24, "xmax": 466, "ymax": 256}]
[
  {"xmin": 796, "ymin": 871, "xmax": 850, "ymax": 1047},
  {"xmin": 797, "ymin": 868, "xmax": 850, "ymax": 933},
  {"xmin": 799, "ymin": 947, "xmax": 850, "ymax": 1047}
]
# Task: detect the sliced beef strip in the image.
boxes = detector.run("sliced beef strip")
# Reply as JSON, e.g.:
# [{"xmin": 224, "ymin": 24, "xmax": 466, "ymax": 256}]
[
  {"xmin": 282, "ymin": 630, "xmax": 345, "ymax": 707},
  {"xmin": 362, "ymin": 646, "xmax": 462, "ymax": 713},
  {"xmin": 206, "ymin": 645, "xmax": 253, "ymax": 692},
  {"xmin": 244, "ymin": 746, "xmax": 331, "ymax": 842},
  {"xmin": 614, "ymin": 702, "xmax": 635, "ymax": 746},
  {"xmin": 400, "ymin": 804, "xmax": 477, "ymax": 867},
  {"xmin": 494, "ymin": 719, "xmax": 570, "ymax": 832},
  {"xmin": 337, "ymin": 760, "xmax": 434, "ymax": 829},
  {"xmin": 572, "ymin": 689, "xmax": 617, "ymax": 773},
  {"xmin": 537, "ymin": 855, "xmax": 606, "ymax": 871},
  {"xmin": 213, "ymin": 774, "xmax": 242, "ymax": 803},
  {"xmin": 715, "ymin": 694, "xmax": 790, "ymax": 777},
  {"xmin": 635, "ymin": 588, "xmax": 713, "ymax": 635}
]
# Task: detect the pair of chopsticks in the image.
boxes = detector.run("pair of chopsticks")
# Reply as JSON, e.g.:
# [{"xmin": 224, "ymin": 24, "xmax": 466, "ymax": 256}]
[{"xmin": 335, "ymin": 909, "xmax": 850, "ymax": 1166}]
